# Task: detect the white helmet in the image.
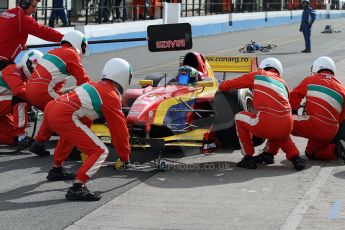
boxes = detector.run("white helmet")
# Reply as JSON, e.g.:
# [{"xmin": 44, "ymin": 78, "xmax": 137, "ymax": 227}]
[
  {"xmin": 311, "ymin": 56, "xmax": 336, "ymax": 75},
  {"xmin": 101, "ymin": 58, "xmax": 133, "ymax": 94},
  {"xmin": 259, "ymin": 57, "xmax": 283, "ymax": 75},
  {"xmin": 61, "ymin": 30, "xmax": 88, "ymax": 55},
  {"xmin": 17, "ymin": 49, "xmax": 43, "ymax": 78}
]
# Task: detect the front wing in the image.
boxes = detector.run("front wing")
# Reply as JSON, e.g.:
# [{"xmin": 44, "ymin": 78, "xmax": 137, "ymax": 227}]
[{"xmin": 91, "ymin": 123, "xmax": 207, "ymax": 149}]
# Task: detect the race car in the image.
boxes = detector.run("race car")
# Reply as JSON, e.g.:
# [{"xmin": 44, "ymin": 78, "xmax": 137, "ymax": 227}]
[{"xmin": 91, "ymin": 51, "xmax": 263, "ymax": 153}]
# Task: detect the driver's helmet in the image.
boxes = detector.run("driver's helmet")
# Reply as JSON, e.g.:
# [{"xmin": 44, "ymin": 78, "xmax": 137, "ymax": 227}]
[
  {"xmin": 246, "ymin": 44, "xmax": 255, "ymax": 53},
  {"xmin": 17, "ymin": 49, "xmax": 43, "ymax": 78},
  {"xmin": 101, "ymin": 58, "xmax": 133, "ymax": 94},
  {"xmin": 177, "ymin": 66, "xmax": 201, "ymax": 85},
  {"xmin": 61, "ymin": 31, "xmax": 88, "ymax": 56},
  {"xmin": 311, "ymin": 56, "xmax": 336, "ymax": 75}
]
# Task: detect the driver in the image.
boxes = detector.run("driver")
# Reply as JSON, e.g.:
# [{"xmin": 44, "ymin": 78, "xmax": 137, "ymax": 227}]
[
  {"xmin": 176, "ymin": 65, "xmax": 203, "ymax": 86},
  {"xmin": 288, "ymin": 56, "xmax": 345, "ymax": 161}
]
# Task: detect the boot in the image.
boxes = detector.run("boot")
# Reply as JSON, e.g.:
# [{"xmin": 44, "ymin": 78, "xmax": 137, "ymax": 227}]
[
  {"xmin": 65, "ymin": 183, "xmax": 101, "ymax": 201},
  {"xmin": 301, "ymin": 49, "xmax": 311, "ymax": 53},
  {"xmin": 336, "ymin": 140, "xmax": 345, "ymax": 163},
  {"xmin": 305, "ymin": 152, "xmax": 316, "ymax": 160},
  {"xmin": 253, "ymin": 152, "xmax": 274, "ymax": 164},
  {"xmin": 30, "ymin": 141, "xmax": 50, "ymax": 156},
  {"xmin": 48, "ymin": 19, "xmax": 55, "ymax": 28},
  {"xmin": 237, "ymin": 156, "xmax": 257, "ymax": 169},
  {"xmin": 47, "ymin": 167, "xmax": 75, "ymax": 181},
  {"xmin": 291, "ymin": 156, "xmax": 305, "ymax": 170},
  {"xmin": 16, "ymin": 136, "xmax": 34, "ymax": 151}
]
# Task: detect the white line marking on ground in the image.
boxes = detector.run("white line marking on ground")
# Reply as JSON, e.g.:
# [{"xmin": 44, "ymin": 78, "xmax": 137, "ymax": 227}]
[
  {"xmin": 279, "ymin": 167, "xmax": 333, "ymax": 230},
  {"xmin": 329, "ymin": 200, "xmax": 343, "ymax": 220}
]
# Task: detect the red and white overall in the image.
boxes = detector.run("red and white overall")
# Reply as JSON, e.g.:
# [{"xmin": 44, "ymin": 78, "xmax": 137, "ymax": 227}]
[
  {"xmin": 26, "ymin": 44, "xmax": 90, "ymax": 111},
  {"xmin": 219, "ymin": 69, "xmax": 299, "ymax": 160},
  {"xmin": 0, "ymin": 64, "xmax": 28, "ymax": 145},
  {"xmin": 290, "ymin": 72, "xmax": 345, "ymax": 160},
  {"xmin": 0, "ymin": 6, "xmax": 63, "ymax": 64},
  {"xmin": 36, "ymin": 80, "xmax": 130, "ymax": 183}
]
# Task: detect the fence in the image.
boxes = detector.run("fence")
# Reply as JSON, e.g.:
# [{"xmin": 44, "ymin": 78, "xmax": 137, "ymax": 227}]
[{"xmin": 3, "ymin": 0, "xmax": 345, "ymax": 26}]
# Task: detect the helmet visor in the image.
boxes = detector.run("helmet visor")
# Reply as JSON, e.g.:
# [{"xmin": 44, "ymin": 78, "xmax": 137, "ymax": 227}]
[
  {"xmin": 128, "ymin": 72, "xmax": 133, "ymax": 86},
  {"xmin": 178, "ymin": 74, "xmax": 189, "ymax": 85},
  {"xmin": 81, "ymin": 37, "xmax": 89, "ymax": 56}
]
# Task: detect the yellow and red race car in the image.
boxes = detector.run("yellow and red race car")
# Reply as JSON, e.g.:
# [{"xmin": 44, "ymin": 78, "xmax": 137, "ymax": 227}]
[{"xmin": 91, "ymin": 51, "xmax": 263, "ymax": 154}]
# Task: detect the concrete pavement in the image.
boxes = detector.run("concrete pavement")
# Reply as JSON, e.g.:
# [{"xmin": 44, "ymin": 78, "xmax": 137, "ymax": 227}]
[{"xmin": 65, "ymin": 137, "xmax": 345, "ymax": 230}]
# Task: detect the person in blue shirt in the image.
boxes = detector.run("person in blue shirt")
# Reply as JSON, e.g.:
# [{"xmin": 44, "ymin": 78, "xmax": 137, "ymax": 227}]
[
  {"xmin": 98, "ymin": 0, "xmax": 108, "ymax": 23},
  {"xmin": 300, "ymin": 0, "xmax": 316, "ymax": 53},
  {"xmin": 48, "ymin": 0, "xmax": 68, "ymax": 28}
]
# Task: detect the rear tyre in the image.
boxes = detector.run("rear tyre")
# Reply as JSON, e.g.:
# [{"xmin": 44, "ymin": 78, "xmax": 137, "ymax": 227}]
[{"xmin": 211, "ymin": 90, "xmax": 265, "ymax": 148}]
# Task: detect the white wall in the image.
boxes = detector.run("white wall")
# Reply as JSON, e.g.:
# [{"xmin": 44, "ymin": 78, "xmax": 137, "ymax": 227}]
[{"xmin": 9, "ymin": 0, "xmax": 16, "ymax": 8}]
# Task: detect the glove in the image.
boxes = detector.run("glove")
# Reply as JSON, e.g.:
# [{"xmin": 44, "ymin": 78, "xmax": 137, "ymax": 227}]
[
  {"xmin": 114, "ymin": 158, "xmax": 129, "ymax": 170},
  {"xmin": 299, "ymin": 27, "xmax": 303, "ymax": 32}
]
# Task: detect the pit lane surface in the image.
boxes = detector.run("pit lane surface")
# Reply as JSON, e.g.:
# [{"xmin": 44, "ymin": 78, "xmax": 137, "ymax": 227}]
[{"xmin": 1, "ymin": 18, "xmax": 345, "ymax": 230}]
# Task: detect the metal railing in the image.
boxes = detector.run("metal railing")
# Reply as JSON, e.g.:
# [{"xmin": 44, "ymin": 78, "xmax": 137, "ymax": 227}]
[{"xmin": 11, "ymin": 0, "xmax": 344, "ymax": 26}]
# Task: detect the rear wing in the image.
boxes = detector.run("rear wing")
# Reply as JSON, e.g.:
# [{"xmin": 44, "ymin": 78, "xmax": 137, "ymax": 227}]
[
  {"xmin": 179, "ymin": 55, "xmax": 257, "ymax": 77},
  {"xmin": 205, "ymin": 56, "xmax": 258, "ymax": 73}
]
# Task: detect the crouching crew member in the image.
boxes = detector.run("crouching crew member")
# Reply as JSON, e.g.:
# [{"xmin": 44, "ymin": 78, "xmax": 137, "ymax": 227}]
[
  {"xmin": 25, "ymin": 30, "xmax": 90, "ymax": 111},
  {"xmin": 26, "ymin": 30, "xmax": 90, "ymax": 156},
  {"xmin": 0, "ymin": 50, "xmax": 43, "ymax": 149},
  {"xmin": 30, "ymin": 58, "xmax": 132, "ymax": 201},
  {"xmin": 219, "ymin": 57, "xmax": 305, "ymax": 170},
  {"xmin": 289, "ymin": 56, "xmax": 345, "ymax": 161}
]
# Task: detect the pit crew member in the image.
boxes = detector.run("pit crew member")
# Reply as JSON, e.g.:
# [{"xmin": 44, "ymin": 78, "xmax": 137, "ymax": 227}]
[
  {"xmin": 289, "ymin": 56, "xmax": 345, "ymax": 161},
  {"xmin": 219, "ymin": 57, "xmax": 305, "ymax": 170},
  {"xmin": 0, "ymin": 0, "xmax": 63, "ymax": 70},
  {"xmin": 0, "ymin": 50, "xmax": 43, "ymax": 149},
  {"xmin": 25, "ymin": 30, "xmax": 90, "ymax": 111},
  {"xmin": 30, "ymin": 58, "xmax": 132, "ymax": 201}
]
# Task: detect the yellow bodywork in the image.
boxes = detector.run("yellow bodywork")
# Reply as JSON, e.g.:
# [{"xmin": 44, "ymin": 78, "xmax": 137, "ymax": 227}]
[
  {"xmin": 91, "ymin": 124, "xmax": 208, "ymax": 147},
  {"xmin": 205, "ymin": 56, "xmax": 255, "ymax": 73},
  {"xmin": 139, "ymin": 79, "xmax": 153, "ymax": 86}
]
